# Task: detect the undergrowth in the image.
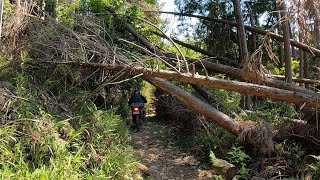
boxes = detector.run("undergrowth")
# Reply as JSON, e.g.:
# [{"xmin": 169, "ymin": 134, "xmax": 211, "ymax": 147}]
[{"xmin": 0, "ymin": 72, "xmax": 141, "ymax": 179}]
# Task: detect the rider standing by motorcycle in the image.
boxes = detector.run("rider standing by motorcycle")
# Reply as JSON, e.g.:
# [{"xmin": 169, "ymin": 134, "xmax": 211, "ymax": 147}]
[{"xmin": 128, "ymin": 90, "xmax": 147, "ymax": 130}]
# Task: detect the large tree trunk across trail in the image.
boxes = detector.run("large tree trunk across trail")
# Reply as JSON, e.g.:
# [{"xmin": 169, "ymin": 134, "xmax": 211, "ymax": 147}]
[
  {"xmin": 54, "ymin": 61, "xmax": 320, "ymax": 108},
  {"xmin": 144, "ymin": 76, "xmax": 273, "ymax": 154},
  {"xmin": 144, "ymin": 76, "xmax": 239, "ymax": 135}
]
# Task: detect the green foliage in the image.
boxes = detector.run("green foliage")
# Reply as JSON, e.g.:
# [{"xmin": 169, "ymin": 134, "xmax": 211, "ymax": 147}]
[
  {"xmin": 271, "ymin": 58, "xmax": 300, "ymax": 78},
  {"xmin": 210, "ymin": 151, "xmax": 224, "ymax": 168},
  {"xmin": 213, "ymin": 175, "xmax": 224, "ymax": 180},
  {"xmin": 3, "ymin": 0, "xmax": 15, "ymax": 19},
  {"xmin": 226, "ymin": 146, "xmax": 252, "ymax": 165},
  {"xmin": 307, "ymin": 154, "xmax": 320, "ymax": 179},
  {"xmin": 240, "ymin": 100, "xmax": 297, "ymax": 126},
  {"xmin": 275, "ymin": 141, "xmax": 305, "ymax": 168},
  {"xmin": 141, "ymin": 81, "xmax": 155, "ymax": 110},
  {"xmin": 226, "ymin": 146, "xmax": 252, "ymax": 180},
  {"xmin": 0, "ymin": 72, "xmax": 141, "ymax": 179}
]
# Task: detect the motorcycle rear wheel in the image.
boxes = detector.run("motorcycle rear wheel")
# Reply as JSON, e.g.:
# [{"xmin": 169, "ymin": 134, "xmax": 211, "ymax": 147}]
[{"xmin": 133, "ymin": 114, "xmax": 141, "ymax": 132}]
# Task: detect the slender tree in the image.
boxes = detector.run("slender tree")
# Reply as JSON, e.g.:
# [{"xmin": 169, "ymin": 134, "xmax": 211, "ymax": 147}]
[
  {"xmin": 233, "ymin": 0, "xmax": 251, "ymax": 110},
  {"xmin": 280, "ymin": 1, "xmax": 292, "ymax": 83},
  {"xmin": 0, "ymin": 0, "xmax": 3, "ymax": 42},
  {"xmin": 315, "ymin": 10, "xmax": 320, "ymax": 80},
  {"xmin": 233, "ymin": 0, "xmax": 248, "ymax": 64},
  {"xmin": 299, "ymin": 31, "xmax": 305, "ymax": 87}
]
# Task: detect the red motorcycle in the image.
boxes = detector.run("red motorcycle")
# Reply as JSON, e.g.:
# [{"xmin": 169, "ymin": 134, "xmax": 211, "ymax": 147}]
[{"xmin": 130, "ymin": 103, "xmax": 145, "ymax": 132}]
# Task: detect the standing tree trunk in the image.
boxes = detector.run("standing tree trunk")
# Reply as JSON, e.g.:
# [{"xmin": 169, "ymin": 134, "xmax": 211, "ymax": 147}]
[
  {"xmin": 297, "ymin": 0, "xmax": 305, "ymax": 87},
  {"xmin": 0, "ymin": 0, "xmax": 4, "ymax": 42},
  {"xmin": 278, "ymin": 42, "xmax": 284, "ymax": 69},
  {"xmin": 275, "ymin": 0, "xmax": 283, "ymax": 70},
  {"xmin": 233, "ymin": 0, "xmax": 251, "ymax": 110},
  {"xmin": 233, "ymin": 0, "xmax": 248, "ymax": 64},
  {"xmin": 247, "ymin": 2, "xmax": 257, "ymax": 109},
  {"xmin": 315, "ymin": 15, "xmax": 320, "ymax": 80},
  {"xmin": 280, "ymin": 1, "xmax": 292, "ymax": 83},
  {"xmin": 304, "ymin": 52, "xmax": 309, "ymax": 89},
  {"xmin": 289, "ymin": 23, "xmax": 297, "ymax": 59},
  {"xmin": 299, "ymin": 32, "xmax": 305, "ymax": 87}
]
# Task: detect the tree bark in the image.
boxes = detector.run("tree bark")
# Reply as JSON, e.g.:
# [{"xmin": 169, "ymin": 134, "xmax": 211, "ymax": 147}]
[
  {"xmin": 233, "ymin": 0, "xmax": 251, "ymax": 110},
  {"xmin": 186, "ymin": 58, "xmax": 319, "ymax": 97},
  {"xmin": 191, "ymin": 84, "xmax": 219, "ymax": 104},
  {"xmin": 144, "ymin": 76, "xmax": 239, "ymax": 135},
  {"xmin": 233, "ymin": 0, "xmax": 248, "ymax": 64},
  {"xmin": 299, "ymin": 24, "xmax": 305, "ymax": 87},
  {"xmin": 275, "ymin": 1, "xmax": 284, "ymax": 69},
  {"xmin": 57, "ymin": 61, "xmax": 320, "ymax": 108},
  {"xmin": 0, "ymin": 0, "xmax": 3, "ymax": 42},
  {"xmin": 148, "ymin": 11, "xmax": 320, "ymax": 58},
  {"xmin": 247, "ymin": 3, "xmax": 256, "ymax": 110},
  {"xmin": 315, "ymin": 15, "xmax": 320, "ymax": 80},
  {"xmin": 280, "ymin": 2, "xmax": 292, "ymax": 83},
  {"xmin": 304, "ymin": 51, "xmax": 309, "ymax": 89},
  {"xmin": 159, "ymin": 34, "xmax": 320, "ymax": 86}
]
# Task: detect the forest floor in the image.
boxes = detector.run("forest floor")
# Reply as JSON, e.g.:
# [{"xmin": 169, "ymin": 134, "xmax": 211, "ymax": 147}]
[{"xmin": 132, "ymin": 115, "xmax": 214, "ymax": 180}]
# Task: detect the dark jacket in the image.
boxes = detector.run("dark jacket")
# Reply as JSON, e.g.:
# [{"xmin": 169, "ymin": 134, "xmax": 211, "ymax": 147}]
[{"xmin": 128, "ymin": 94, "xmax": 147, "ymax": 105}]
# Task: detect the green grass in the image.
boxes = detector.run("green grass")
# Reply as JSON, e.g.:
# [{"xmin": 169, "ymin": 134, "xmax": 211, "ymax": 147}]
[{"xmin": 0, "ymin": 73, "xmax": 142, "ymax": 179}]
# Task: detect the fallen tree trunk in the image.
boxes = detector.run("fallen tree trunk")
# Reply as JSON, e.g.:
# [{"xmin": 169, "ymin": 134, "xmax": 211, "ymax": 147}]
[
  {"xmin": 187, "ymin": 59, "xmax": 319, "ymax": 97},
  {"xmin": 148, "ymin": 11, "xmax": 320, "ymax": 58},
  {"xmin": 144, "ymin": 76, "xmax": 239, "ymax": 135},
  {"xmin": 160, "ymin": 35, "xmax": 320, "ymax": 86},
  {"xmin": 52, "ymin": 61, "xmax": 320, "ymax": 108},
  {"xmin": 118, "ymin": 17, "xmax": 223, "ymax": 106},
  {"xmin": 269, "ymin": 75, "xmax": 320, "ymax": 85},
  {"xmin": 144, "ymin": 76, "xmax": 274, "ymax": 154}
]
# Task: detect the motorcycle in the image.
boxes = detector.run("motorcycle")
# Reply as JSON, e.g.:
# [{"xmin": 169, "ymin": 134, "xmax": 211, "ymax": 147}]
[{"xmin": 130, "ymin": 102, "xmax": 145, "ymax": 132}]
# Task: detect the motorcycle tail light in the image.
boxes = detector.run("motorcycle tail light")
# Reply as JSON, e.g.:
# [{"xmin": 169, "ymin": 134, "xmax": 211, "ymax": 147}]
[{"xmin": 133, "ymin": 107, "xmax": 139, "ymax": 111}]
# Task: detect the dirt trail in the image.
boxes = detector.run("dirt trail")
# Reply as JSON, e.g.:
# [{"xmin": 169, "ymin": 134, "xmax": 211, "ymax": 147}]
[{"xmin": 132, "ymin": 116, "xmax": 213, "ymax": 180}]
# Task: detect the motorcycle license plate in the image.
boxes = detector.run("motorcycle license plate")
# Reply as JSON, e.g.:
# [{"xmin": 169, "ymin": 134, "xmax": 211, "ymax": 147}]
[{"xmin": 133, "ymin": 111, "xmax": 140, "ymax": 115}]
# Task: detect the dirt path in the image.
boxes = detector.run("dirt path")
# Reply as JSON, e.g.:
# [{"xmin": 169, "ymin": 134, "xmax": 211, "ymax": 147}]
[{"xmin": 132, "ymin": 116, "xmax": 213, "ymax": 180}]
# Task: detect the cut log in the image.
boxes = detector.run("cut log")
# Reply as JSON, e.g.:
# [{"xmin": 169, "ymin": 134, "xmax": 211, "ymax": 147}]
[{"xmin": 52, "ymin": 61, "xmax": 320, "ymax": 108}]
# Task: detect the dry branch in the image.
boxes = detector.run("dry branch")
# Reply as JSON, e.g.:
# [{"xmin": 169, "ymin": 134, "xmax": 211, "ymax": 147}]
[{"xmin": 155, "ymin": 32, "xmax": 240, "ymax": 67}]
